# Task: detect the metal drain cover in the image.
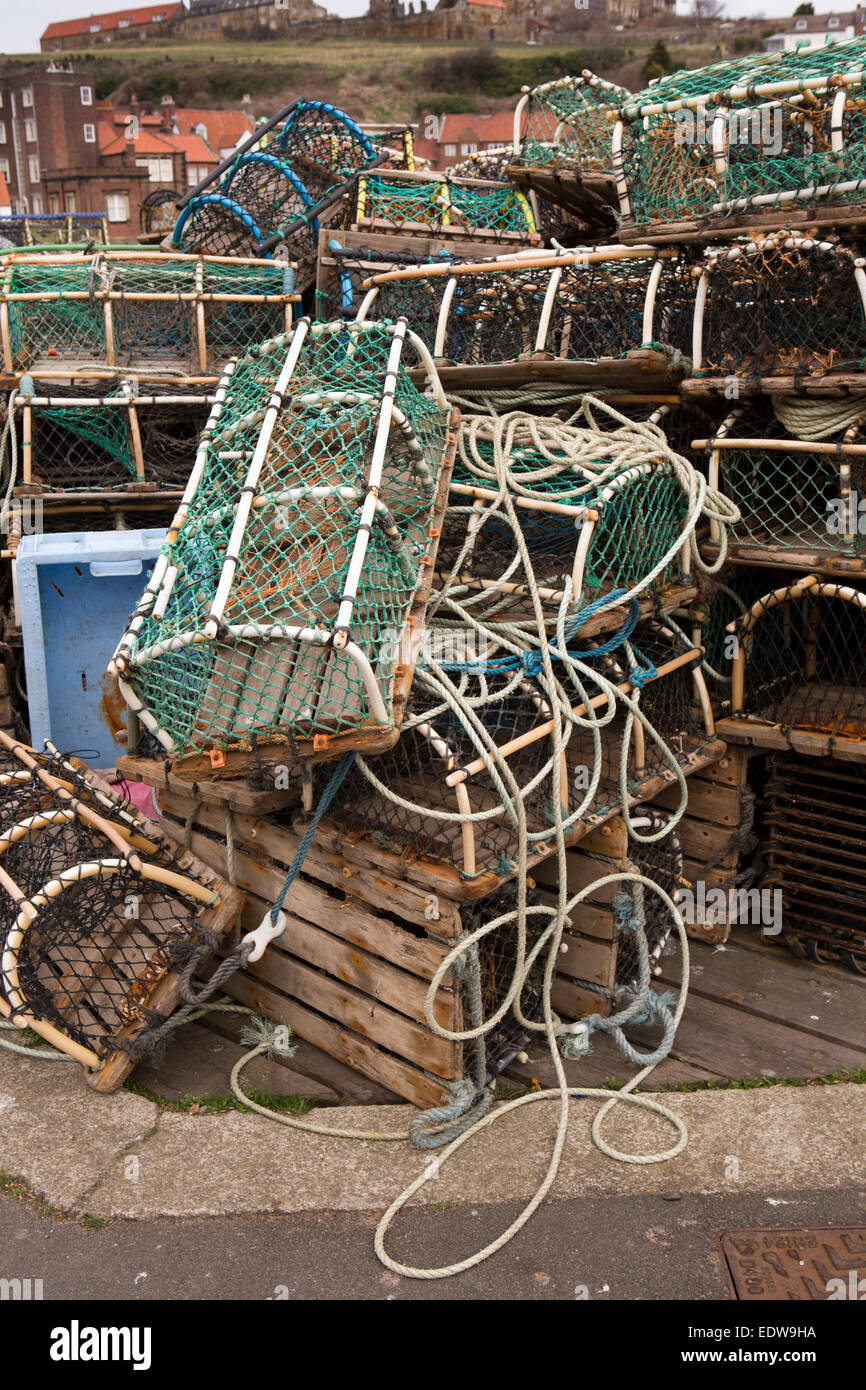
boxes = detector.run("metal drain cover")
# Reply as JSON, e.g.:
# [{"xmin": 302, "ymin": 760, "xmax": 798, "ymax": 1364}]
[{"xmin": 721, "ymin": 1227, "xmax": 866, "ymax": 1300}]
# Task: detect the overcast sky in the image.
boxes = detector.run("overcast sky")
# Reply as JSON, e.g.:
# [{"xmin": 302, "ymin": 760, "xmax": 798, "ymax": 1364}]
[{"xmin": 1, "ymin": 0, "xmax": 849, "ymax": 60}]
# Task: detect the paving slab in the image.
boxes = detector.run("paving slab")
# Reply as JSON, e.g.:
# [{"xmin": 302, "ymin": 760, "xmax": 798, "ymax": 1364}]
[{"xmin": 0, "ymin": 1053, "xmax": 157, "ymax": 1210}]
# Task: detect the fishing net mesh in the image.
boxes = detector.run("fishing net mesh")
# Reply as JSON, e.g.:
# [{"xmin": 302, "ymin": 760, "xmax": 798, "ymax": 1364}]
[
  {"xmin": 698, "ymin": 238, "xmax": 866, "ymax": 378},
  {"xmin": 517, "ymin": 74, "xmax": 628, "ymax": 171},
  {"xmin": 347, "ymin": 174, "xmax": 537, "ymax": 240},
  {"xmin": 121, "ymin": 320, "xmax": 451, "ymax": 760},
  {"xmin": 733, "ymin": 580, "xmax": 866, "ymax": 739},
  {"xmin": 3, "ymin": 254, "xmax": 296, "ymax": 375}
]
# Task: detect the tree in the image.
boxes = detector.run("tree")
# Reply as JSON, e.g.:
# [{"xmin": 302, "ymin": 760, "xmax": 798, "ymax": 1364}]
[
  {"xmin": 692, "ymin": 0, "xmax": 726, "ymax": 25},
  {"xmin": 794, "ymin": 3, "xmax": 814, "ymax": 13},
  {"xmin": 642, "ymin": 39, "xmax": 675, "ymax": 84}
]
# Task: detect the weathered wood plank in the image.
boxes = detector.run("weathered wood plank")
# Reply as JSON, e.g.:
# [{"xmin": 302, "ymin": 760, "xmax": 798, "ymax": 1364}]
[
  {"xmin": 667, "ymin": 990, "xmax": 866, "ymax": 1079},
  {"xmin": 218, "ymin": 970, "xmax": 450, "ymax": 1109},
  {"xmin": 659, "ymin": 934, "xmax": 866, "ymax": 1054},
  {"xmin": 654, "ymin": 778, "xmax": 742, "ymax": 826}
]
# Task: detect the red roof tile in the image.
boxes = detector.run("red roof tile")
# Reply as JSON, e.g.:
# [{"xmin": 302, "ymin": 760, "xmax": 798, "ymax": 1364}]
[{"xmin": 42, "ymin": 3, "xmax": 181, "ymax": 41}]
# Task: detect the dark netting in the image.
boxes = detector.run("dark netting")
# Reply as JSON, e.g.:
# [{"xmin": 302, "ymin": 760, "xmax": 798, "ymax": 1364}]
[
  {"xmin": 613, "ymin": 809, "xmax": 682, "ymax": 999},
  {"xmin": 709, "ymin": 398, "xmax": 866, "ymax": 562},
  {"xmin": 692, "ymin": 567, "xmax": 773, "ymax": 691},
  {"xmin": 268, "ymin": 101, "xmax": 379, "ymax": 202},
  {"xmin": 732, "ymin": 576, "xmax": 866, "ymax": 742},
  {"xmin": 170, "ymin": 195, "xmax": 269, "ymax": 258},
  {"xmin": 364, "ymin": 250, "xmax": 694, "ymax": 369},
  {"xmin": 320, "ymin": 620, "xmax": 713, "ymax": 885},
  {"xmin": 140, "ymin": 188, "xmax": 182, "ymax": 236},
  {"xmin": 316, "ymin": 239, "xmax": 454, "ymax": 336},
  {"xmin": 0, "ymin": 213, "xmax": 108, "ymax": 248},
  {"xmin": 9, "ymin": 868, "xmax": 200, "ymax": 1055},
  {"xmin": 697, "ymin": 233, "xmax": 866, "ymax": 380},
  {"xmin": 27, "ymin": 403, "xmax": 136, "ymax": 491},
  {"xmin": 461, "ymin": 879, "xmax": 547, "ymax": 1077},
  {"xmin": 763, "ymin": 751, "xmax": 866, "ymax": 974},
  {"xmin": 139, "ymin": 404, "xmax": 211, "ymax": 489},
  {"xmin": 0, "ymin": 739, "xmax": 219, "ymax": 1061}
]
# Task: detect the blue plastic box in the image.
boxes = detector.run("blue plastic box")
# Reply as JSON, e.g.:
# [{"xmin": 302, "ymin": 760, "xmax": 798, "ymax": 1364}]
[{"xmin": 15, "ymin": 529, "xmax": 167, "ymax": 763}]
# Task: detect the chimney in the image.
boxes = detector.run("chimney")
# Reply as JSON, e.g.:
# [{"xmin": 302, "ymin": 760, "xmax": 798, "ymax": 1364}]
[{"xmin": 160, "ymin": 92, "xmax": 176, "ymax": 129}]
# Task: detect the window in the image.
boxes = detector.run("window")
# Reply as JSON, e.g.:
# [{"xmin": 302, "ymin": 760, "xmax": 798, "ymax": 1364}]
[
  {"xmin": 828, "ymin": 16, "xmax": 840, "ymax": 25},
  {"xmin": 795, "ymin": 18, "xmax": 807, "ymax": 28},
  {"xmin": 0, "ymin": 158, "xmax": 9, "ymax": 180},
  {"xmin": 105, "ymin": 193, "xmax": 129, "ymax": 223},
  {"xmin": 28, "ymin": 156, "xmax": 39, "ymax": 183},
  {"xmin": 31, "ymin": 194, "xmax": 43, "ymax": 213},
  {"xmin": 460, "ymin": 143, "xmax": 477, "ymax": 155},
  {"xmin": 49, "ymin": 193, "xmax": 60, "ymax": 213},
  {"xmin": 24, "ymin": 119, "xmax": 37, "ymax": 143},
  {"xmin": 80, "ymin": 85, "xmax": 93, "ymax": 105},
  {"xmin": 136, "ymin": 155, "xmax": 173, "ymax": 182},
  {"xmin": 89, "ymin": 22, "xmax": 102, "ymax": 31},
  {"xmin": 187, "ymin": 163, "xmax": 210, "ymax": 186},
  {"xmin": 118, "ymin": 17, "xmax": 131, "ymax": 26},
  {"xmin": 83, "ymin": 124, "xmax": 96, "ymax": 143},
  {"xmin": 66, "ymin": 192, "xmax": 76, "ymax": 212},
  {"xmin": 443, "ymin": 143, "xmax": 457, "ymax": 156},
  {"xmin": 21, "ymin": 87, "xmax": 33, "ymax": 108},
  {"xmin": 0, "ymin": 122, "xmax": 5, "ymax": 143}
]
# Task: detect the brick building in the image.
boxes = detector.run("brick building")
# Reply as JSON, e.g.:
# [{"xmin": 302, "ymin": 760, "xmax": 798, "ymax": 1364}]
[
  {"xmin": 41, "ymin": 4, "xmax": 185, "ymax": 51},
  {"xmin": 0, "ymin": 66, "xmax": 253, "ymax": 240},
  {"xmin": 182, "ymin": 0, "xmax": 326, "ymax": 39},
  {"xmin": 414, "ymin": 108, "xmax": 514, "ymax": 170}
]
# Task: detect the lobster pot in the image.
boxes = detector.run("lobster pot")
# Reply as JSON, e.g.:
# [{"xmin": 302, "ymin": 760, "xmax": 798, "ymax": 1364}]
[
  {"xmin": 171, "ymin": 102, "xmax": 381, "ymax": 278},
  {"xmin": 0, "ymin": 252, "xmax": 299, "ymax": 382},
  {"xmin": 0, "ymin": 736, "xmax": 242, "ymax": 1090},
  {"xmin": 112, "ymin": 318, "xmax": 456, "ymax": 776},
  {"xmin": 361, "ymin": 126, "xmax": 419, "ymax": 173},
  {"xmin": 314, "ymin": 230, "xmax": 514, "ymax": 340},
  {"xmin": 358, "ymin": 247, "xmax": 694, "ymax": 372},
  {"xmin": 0, "ymin": 212, "xmax": 109, "ymax": 249},
  {"xmin": 690, "ymin": 566, "xmax": 777, "ymax": 696},
  {"xmin": 762, "ymin": 750, "xmax": 866, "ymax": 974},
  {"xmin": 267, "ymin": 100, "xmax": 380, "ymax": 202},
  {"xmin": 690, "ymin": 234, "xmax": 866, "ymax": 387},
  {"xmin": 705, "ymin": 399, "xmax": 866, "ymax": 572},
  {"xmin": 439, "ymin": 456, "xmax": 691, "ymax": 618},
  {"xmin": 346, "ymin": 171, "xmax": 539, "ymax": 244},
  {"xmin": 316, "ymin": 620, "xmax": 720, "ymax": 899},
  {"xmin": 720, "ymin": 573, "xmax": 866, "ymax": 759},
  {"xmin": 616, "ymin": 39, "xmax": 866, "ymax": 235},
  {"xmin": 10, "ymin": 388, "xmax": 212, "ymax": 494},
  {"xmin": 140, "ymin": 190, "xmax": 181, "ymax": 237},
  {"xmin": 513, "ymin": 72, "xmax": 628, "ymax": 173},
  {"xmin": 447, "ymin": 148, "xmax": 569, "ymax": 241}
]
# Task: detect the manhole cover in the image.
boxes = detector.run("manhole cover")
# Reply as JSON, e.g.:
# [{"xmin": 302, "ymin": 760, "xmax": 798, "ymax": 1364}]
[{"xmin": 721, "ymin": 1227, "xmax": 866, "ymax": 1300}]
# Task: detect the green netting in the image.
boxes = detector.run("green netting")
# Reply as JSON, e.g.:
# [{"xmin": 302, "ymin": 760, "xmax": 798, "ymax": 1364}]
[
  {"xmin": 516, "ymin": 71, "xmax": 629, "ymax": 172},
  {"xmin": 621, "ymin": 37, "xmax": 866, "ymax": 225},
  {"xmin": 348, "ymin": 174, "xmax": 537, "ymax": 240},
  {"xmin": 711, "ymin": 400, "xmax": 866, "ymax": 560},
  {"xmin": 113, "ymin": 318, "xmax": 452, "ymax": 765},
  {"xmin": 2, "ymin": 251, "xmax": 297, "ymax": 376}
]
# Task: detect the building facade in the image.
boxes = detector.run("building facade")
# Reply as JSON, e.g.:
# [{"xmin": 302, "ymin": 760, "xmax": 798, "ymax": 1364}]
[
  {"xmin": 41, "ymin": 4, "xmax": 185, "ymax": 52},
  {"xmin": 763, "ymin": 9, "xmax": 866, "ymax": 52},
  {"xmin": 0, "ymin": 66, "xmax": 253, "ymax": 239}
]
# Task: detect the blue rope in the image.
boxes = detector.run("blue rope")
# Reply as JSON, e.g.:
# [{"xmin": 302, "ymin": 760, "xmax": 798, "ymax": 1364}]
[{"xmin": 269, "ymin": 751, "xmax": 356, "ymax": 926}]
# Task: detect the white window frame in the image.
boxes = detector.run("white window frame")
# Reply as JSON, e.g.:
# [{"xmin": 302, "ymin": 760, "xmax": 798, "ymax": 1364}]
[
  {"xmin": 89, "ymin": 22, "xmax": 102, "ymax": 32},
  {"xmin": 83, "ymin": 123, "xmax": 96, "ymax": 144},
  {"xmin": 21, "ymin": 87, "xmax": 33, "ymax": 108},
  {"xmin": 0, "ymin": 123, "xmax": 6, "ymax": 143},
  {"xmin": 828, "ymin": 16, "xmax": 840, "ymax": 25},
  {"xmin": 460, "ymin": 143, "xmax": 477, "ymax": 155},
  {"xmin": 80, "ymin": 85, "xmax": 93, "ymax": 105},
  {"xmin": 28, "ymin": 155, "xmax": 40, "ymax": 183},
  {"xmin": 0, "ymin": 158, "xmax": 9, "ymax": 180},
  {"xmin": 105, "ymin": 193, "xmax": 130, "ymax": 223},
  {"xmin": 24, "ymin": 119, "xmax": 37, "ymax": 143},
  {"xmin": 443, "ymin": 142, "xmax": 457, "ymax": 156},
  {"xmin": 31, "ymin": 194, "xmax": 43, "ymax": 214}
]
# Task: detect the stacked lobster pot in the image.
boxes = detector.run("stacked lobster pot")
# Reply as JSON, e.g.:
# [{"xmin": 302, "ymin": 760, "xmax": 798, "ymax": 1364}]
[
  {"xmin": 100, "ymin": 290, "xmax": 741, "ymax": 1113},
  {"xmin": 0, "ymin": 249, "xmax": 300, "ymax": 540},
  {"xmin": 613, "ymin": 34, "xmax": 866, "ymax": 969}
]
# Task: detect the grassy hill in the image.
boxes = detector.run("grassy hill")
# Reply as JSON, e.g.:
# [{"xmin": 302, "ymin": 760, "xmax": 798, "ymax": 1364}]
[{"xmin": 0, "ymin": 33, "xmax": 726, "ymax": 124}]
